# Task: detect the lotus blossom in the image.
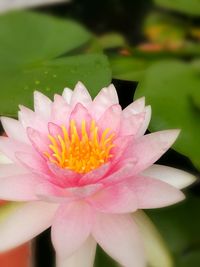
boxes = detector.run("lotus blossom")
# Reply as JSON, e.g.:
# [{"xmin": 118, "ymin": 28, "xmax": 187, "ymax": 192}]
[{"xmin": 0, "ymin": 82, "xmax": 195, "ymax": 267}]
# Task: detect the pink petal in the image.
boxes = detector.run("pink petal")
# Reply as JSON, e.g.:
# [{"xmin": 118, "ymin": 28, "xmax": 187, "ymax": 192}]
[
  {"xmin": 16, "ymin": 151, "xmax": 49, "ymax": 175},
  {"xmin": 0, "ymin": 163, "xmax": 28, "ymax": 178},
  {"xmin": 79, "ymin": 162, "xmax": 111, "ymax": 185},
  {"xmin": 18, "ymin": 105, "xmax": 48, "ymax": 134},
  {"xmin": 51, "ymin": 95, "xmax": 70, "ymax": 125},
  {"xmin": 102, "ymin": 161, "xmax": 136, "ymax": 185},
  {"xmin": 56, "ymin": 236, "xmax": 96, "ymax": 267},
  {"xmin": 48, "ymin": 122, "xmax": 62, "ymax": 136},
  {"xmin": 142, "ymin": 164, "xmax": 196, "ymax": 189},
  {"xmin": 0, "ymin": 173, "xmax": 41, "ymax": 201},
  {"xmin": 36, "ymin": 182, "xmax": 101, "ymax": 203},
  {"xmin": 127, "ymin": 175, "xmax": 185, "ymax": 209},
  {"xmin": 48, "ymin": 162, "xmax": 80, "ymax": 187},
  {"xmin": 0, "ymin": 137, "xmax": 32, "ymax": 163},
  {"xmin": 136, "ymin": 105, "xmax": 151, "ymax": 137},
  {"xmin": 27, "ymin": 127, "xmax": 50, "ymax": 156},
  {"xmin": 92, "ymin": 213, "xmax": 145, "ymax": 267},
  {"xmin": 97, "ymin": 104, "xmax": 121, "ymax": 134},
  {"xmin": 119, "ymin": 112, "xmax": 145, "ymax": 136},
  {"xmin": 111, "ymin": 135, "xmax": 134, "ymax": 165},
  {"xmin": 34, "ymin": 91, "xmax": 52, "ymax": 120},
  {"xmin": 62, "ymin": 87, "xmax": 73, "ymax": 104},
  {"xmin": 126, "ymin": 130, "xmax": 180, "ymax": 174},
  {"xmin": 0, "ymin": 201, "xmax": 58, "ymax": 252},
  {"xmin": 69, "ymin": 103, "xmax": 92, "ymax": 131},
  {"xmin": 92, "ymin": 84, "xmax": 119, "ymax": 120},
  {"xmin": 88, "ymin": 181, "xmax": 137, "ymax": 213},
  {"xmin": 36, "ymin": 182, "xmax": 75, "ymax": 203},
  {"xmin": 51, "ymin": 202, "xmax": 93, "ymax": 259},
  {"xmin": 70, "ymin": 81, "xmax": 92, "ymax": 109},
  {"xmin": 123, "ymin": 97, "xmax": 145, "ymax": 116},
  {"xmin": 1, "ymin": 117, "xmax": 29, "ymax": 144}
]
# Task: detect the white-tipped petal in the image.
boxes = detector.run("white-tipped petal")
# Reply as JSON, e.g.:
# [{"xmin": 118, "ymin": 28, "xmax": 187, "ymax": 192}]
[
  {"xmin": 134, "ymin": 211, "xmax": 173, "ymax": 267},
  {"xmin": 136, "ymin": 105, "xmax": 152, "ymax": 137},
  {"xmin": 142, "ymin": 164, "xmax": 196, "ymax": 189},
  {"xmin": 1, "ymin": 117, "xmax": 29, "ymax": 144},
  {"xmin": 62, "ymin": 87, "xmax": 73, "ymax": 104},
  {"xmin": 92, "ymin": 84, "xmax": 119, "ymax": 119},
  {"xmin": 56, "ymin": 236, "xmax": 96, "ymax": 267},
  {"xmin": 92, "ymin": 212, "xmax": 145, "ymax": 267},
  {"xmin": 34, "ymin": 91, "xmax": 52, "ymax": 120},
  {"xmin": 0, "ymin": 201, "xmax": 58, "ymax": 252},
  {"xmin": 71, "ymin": 81, "xmax": 92, "ymax": 109},
  {"xmin": 123, "ymin": 97, "xmax": 145, "ymax": 115}
]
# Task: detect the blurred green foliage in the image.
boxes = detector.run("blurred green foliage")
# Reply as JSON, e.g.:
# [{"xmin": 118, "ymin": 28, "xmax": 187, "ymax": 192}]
[
  {"xmin": 0, "ymin": 11, "xmax": 111, "ymax": 117},
  {"xmin": 153, "ymin": 0, "xmax": 200, "ymax": 16}
]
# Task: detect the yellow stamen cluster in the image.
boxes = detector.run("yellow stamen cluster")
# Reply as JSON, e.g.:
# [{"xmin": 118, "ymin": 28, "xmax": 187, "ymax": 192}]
[{"xmin": 44, "ymin": 120, "xmax": 115, "ymax": 174}]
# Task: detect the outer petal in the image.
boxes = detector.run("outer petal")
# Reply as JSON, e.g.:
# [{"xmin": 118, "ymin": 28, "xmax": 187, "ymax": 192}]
[
  {"xmin": 126, "ymin": 130, "xmax": 180, "ymax": 174},
  {"xmin": 62, "ymin": 87, "xmax": 73, "ymax": 104},
  {"xmin": 127, "ymin": 175, "xmax": 185, "ymax": 209},
  {"xmin": 16, "ymin": 151, "xmax": 49, "ymax": 175},
  {"xmin": 134, "ymin": 211, "xmax": 173, "ymax": 267},
  {"xmin": 51, "ymin": 95, "xmax": 70, "ymax": 125},
  {"xmin": 0, "ymin": 137, "xmax": 32, "ymax": 163},
  {"xmin": 123, "ymin": 97, "xmax": 145, "ymax": 115},
  {"xmin": 56, "ymin": 236, "xmax": 96, "ymax": 267},
  {"xmin": 34, "ymin": 91, "xmax": 52, "ymax": 120},
  {"xmin": 70, "ymin": 81, "xmax": 92, "ymax": 109},
  {"xmin": 18, "ymin": 105, "xmax": 48, "ymax": 134},
  {"xmin": 1, "ymin": 117, "xmax": 29, "ymax": 144},
  {"xmin": 0, "ymin": 173, "xmax": 41, "ymax": 201},
  {"xmin": 119, "ymin": 112, "xmax": 145, "ymax": 136},
  {"xmin": 92, "ymin": 84, "xmax": 119, "ymax": 120},
  {"xmin": 51, "ymin": 202, "xmax": 93, "ymax": 259},
  {"xmin": 88, "ymin": 181, "xmax": 137, "ymax": 213},
  {"xmin": 136, "ymin": 105, "xmax": 151, "ymax": 137},
  {"xmin": 92, "ymin": 212, "xmax": 145, "ymax": 267},
  {"xmin": 0, "ymin": 163, "xmax": 28, "ymax": 177},
  {"xmin": 0, "ymin": 201, "xmax": 58, "ymax": 252},
  {"xmin": 142, "ymin": 164, "xmax": 196, "ymax": 189}
]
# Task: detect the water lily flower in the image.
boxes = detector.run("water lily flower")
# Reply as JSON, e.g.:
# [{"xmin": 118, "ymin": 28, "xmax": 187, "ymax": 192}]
[{"xmin": 0, "ymin": 82, "xmax": 196, "ymax": 267}]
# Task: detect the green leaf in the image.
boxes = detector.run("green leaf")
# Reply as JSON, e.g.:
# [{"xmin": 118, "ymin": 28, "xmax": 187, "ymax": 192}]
[
  {"xmin": 154, "ymin": 0, "xmax": 200, "ymax": 16},
  {"xmin": 135, "ymin": 60, "xmax": 200, "ymax": 170},
  {"xmin": 0, "ymin": 11, "xmax": 112, "ymax": 116},
  {"xmin": 109, "ymin": 55, "xmax": 151, "ymax": 82},
  {"xmin": 147, "ymin": 194, "xmax": 200, "ymax": 267}
]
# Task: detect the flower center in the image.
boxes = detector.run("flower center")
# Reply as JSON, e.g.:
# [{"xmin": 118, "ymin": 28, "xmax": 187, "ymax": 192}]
[{"xmin": 44, "ymin": 120, "xmax": 115, "ymax": 174}]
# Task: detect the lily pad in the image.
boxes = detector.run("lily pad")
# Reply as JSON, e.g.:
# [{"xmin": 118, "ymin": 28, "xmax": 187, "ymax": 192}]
[
  {"xmin": 0, "ymin": 11, "xmax": 111, "ymax": 116},
  {"xmin": 135, "ymin": 60, "xmax": 200, "ymax": 170}
]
